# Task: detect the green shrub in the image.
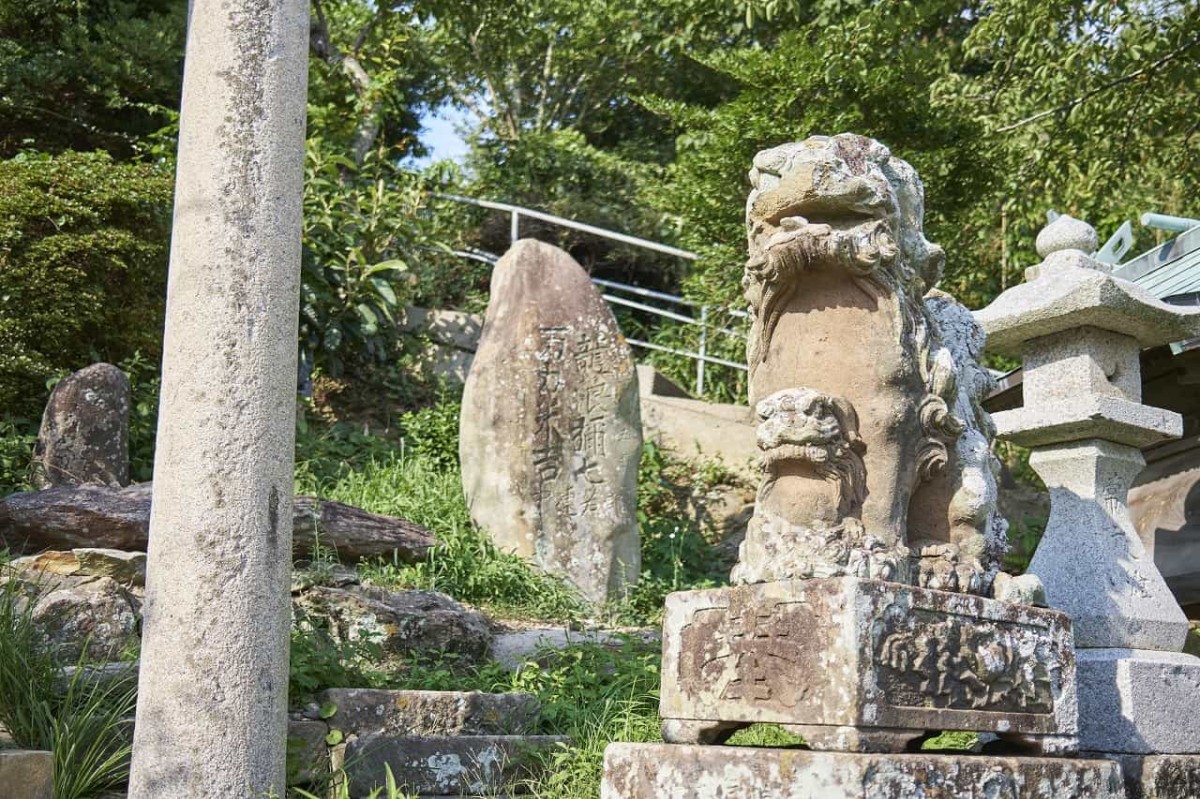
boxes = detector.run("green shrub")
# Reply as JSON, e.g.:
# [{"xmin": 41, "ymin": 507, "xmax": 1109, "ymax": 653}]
[
  {"xmin": 300, "ymin": 141, "xmax": 465, "ymax": 378},
  {"xmin": 0, "ymin": 416, "xmax": 37, "ymax": 495},
  {"xmin": 398, "ymin": 394, "xmax": 461, "ymax": 470},
  {"xmin": 0, "ymin": 150, "xmax": 172, "ymax": 418}
]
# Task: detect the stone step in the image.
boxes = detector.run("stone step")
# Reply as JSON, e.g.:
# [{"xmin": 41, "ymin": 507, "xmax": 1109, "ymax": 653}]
[
  {"xmin": 0, "ymin": 750, "xmax": 53, "ymax": 799},
  {"xmin": 601, "ymin": 743, "xmax": 1126, "ymax": 799},
  {"xmin": 342, "ymin": 733, "xmax": 567, "ymax": 797},
  {"xmin": 315, "ymin": 688, "xmax": 541, "ymax": 737}
]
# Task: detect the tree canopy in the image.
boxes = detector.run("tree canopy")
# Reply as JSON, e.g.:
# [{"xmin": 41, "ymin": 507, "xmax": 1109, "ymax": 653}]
[{"xmin": 1, "ymin": 0, "xmax": 1197, "ymax": 405}]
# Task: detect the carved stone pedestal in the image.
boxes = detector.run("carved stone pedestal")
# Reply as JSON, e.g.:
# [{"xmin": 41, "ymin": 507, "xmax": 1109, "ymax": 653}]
[
  {"xmin": 659, "ymin": 578, "xmax": 1078, "ymax": 752},
  {"xmin": 600, "ymin": 744, "xmax": 1124, "ymax": 799}
]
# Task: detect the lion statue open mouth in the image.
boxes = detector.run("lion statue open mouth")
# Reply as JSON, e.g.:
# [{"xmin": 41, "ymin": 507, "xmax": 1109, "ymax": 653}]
[{"xmin": 733, "ymin": 133, "xmax": 1007, "ymax": 596}]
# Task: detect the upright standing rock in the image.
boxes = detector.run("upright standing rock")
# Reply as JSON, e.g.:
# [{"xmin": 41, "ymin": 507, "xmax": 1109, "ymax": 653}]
[
  {"xmin": 127, "ymin": 1, "xmax": 308, "ymax": 796},
  {"xmin": 32, "ymin": 363, "xmax": 130, "ymax": 488},
  {"xmin": 460, "ymin": 239, "xmax": 641, "ymax": 605}
]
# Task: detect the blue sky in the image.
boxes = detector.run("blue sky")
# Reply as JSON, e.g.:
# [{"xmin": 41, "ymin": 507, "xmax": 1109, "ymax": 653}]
[{"xmin": 412, "ymin": 104, "xmax": 471, "ymax": 165}]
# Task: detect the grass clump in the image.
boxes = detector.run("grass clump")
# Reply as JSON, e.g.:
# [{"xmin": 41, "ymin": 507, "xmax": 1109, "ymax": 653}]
[
  {"xmin": 0, "ymin": 571, "xmax": 137, "ymax": 799},
  {"xmin": 297, "ymin": 441, "xmax": 583, "ymax": 621}
]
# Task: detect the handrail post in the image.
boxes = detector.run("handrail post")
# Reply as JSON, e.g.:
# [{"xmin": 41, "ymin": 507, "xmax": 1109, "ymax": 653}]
[
  {"xmin": 697, "ymin": 305, "xmax": 708, "ymax": 396},
  {"xmin": 511, "ymin": 210, "xmax": 520, "ymax": 244}
]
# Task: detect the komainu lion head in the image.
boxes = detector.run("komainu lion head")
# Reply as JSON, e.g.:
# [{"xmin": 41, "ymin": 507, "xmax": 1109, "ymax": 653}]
[{"xmin": 743, "ymin": 133, "xmax": 947, "ymax": 376}]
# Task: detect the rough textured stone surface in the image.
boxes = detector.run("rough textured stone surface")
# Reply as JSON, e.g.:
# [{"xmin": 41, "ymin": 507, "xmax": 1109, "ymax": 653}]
[
  {"xmin": 1036, "ymin": 214, "xmax": 1100, "ymax": 258},
  {"xmin": 343, "ymin": 734, "xmax": 566, "ymax": 796},
  {"xmin": 125, "ymin": 0, "xmax": 310, "ymax": 795},
  {"xmin": 735, "ymin": 134, "xmax": 1003, "ymax": 594},
  {"xmin": 316, "ymin": 688, "xmax": 539, "ymax": 737},
  {"xmin": 490, "ymin": 626, "xmax": 660, "ymax": 670},
  {"xmin": 1076, "ymin": 648, "xmax": 1200, "ymax": 754},
  {"xmin": 56, "ymin": 660, "xmax": 140, "ymax": 695},
  {"xmin": 600, "ymin": 744, "xmax": 1125, "ymax": 799},
  {"xmin": 72, "ymin": 548, "xmax": 146, "ymax": 585},
  {"xmin": 1107, "ymin": 753, "xmax": 1200, "ymax": 799},
  {"xmin": 0, "ymin": 750, "xmax": 53, "ymax": 799},
  {"xmin": 993, "ymin": 572, "xmax": 1047, "ymax": 606},
  {"xmin": 1027, "ymin": 440, "xmax": 1188, "ymax": 651},
  {"xmin": 32, "ymin": 362, "xmax": 130, "ymax": 488},
  {"xmin": 636, "ymin": 364, "xmax": 691, "ymax": 399},
  {"xmin": 982, "ymin": 216, "xmax": 1200, "ymax": 761},
  {"xmin": 8, "ymin": 550, "xmax": 82, "ymax": 576},
  {"xmin": 286, "ymin": 719, "xmax": 330, "ymax": 786},
  {"xmin": 639, "ymin": 394, "xmax": 760, "ymax": 479},
  {"xmin": 659, "ymin": 577, "xmax": 1076, "ymax": 748},
  {"xmin": 976, "ymin": 262, "xmax": 1200, "ymax": 357},
  {"xmin": 399, "ymin": 305, "xmax": 483, "ymax": 383},
  {"xmin": 993, "ymin": 395, "xmax": 1181, "ymax": 449},
  {"xmin": 30, "ymin": 574, "xmax": 141, "ymax": 663},
  {"xmin": 460, "ymin": 238, "xmax": 641, "ymax": 604},
  {"xmin": 295, "ymin": 586, "xmax": 492, "ymax": 662}
]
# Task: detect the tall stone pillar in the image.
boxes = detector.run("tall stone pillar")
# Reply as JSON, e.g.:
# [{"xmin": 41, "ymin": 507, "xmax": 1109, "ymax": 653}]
[{"xmin": 127, "ymin": 1, "xmax": 308, "ymax": 796}]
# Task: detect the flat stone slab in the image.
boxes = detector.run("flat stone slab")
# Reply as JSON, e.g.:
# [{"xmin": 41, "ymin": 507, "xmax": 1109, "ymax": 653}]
[
  {"xmin": 992, "ymin": 396, "xmax": 1180, "ymax": 449},
  {"xmin": 315, "ymin": 688, "xmax": 540, "ymax": 736},
  {"xmin": 1104, "ymin": 753, "xmax": 1200, "ymax": 799},
  {"xmin": 600, "ymin": 743, "xmax": 1125, "ymax": 798},
  {"xmin": 660, "ymin": 577, "xmax": 1077, "ymax": 749},
  {"xmin": 343, "ymin": 734, "xmax": 567, "ymax": 797},
  {"xmin": 976, "ymin": 262, "xmax": 1200, "ymax": 355},
  {"xmin": 1078, "ymin": 649, "xmax": 1200, "ymax": 754},
  {"xmin": 0, "ymin": 750, "xmax": 54, "ymax": 799},
  {"xmin": 490, "ymin": 626, "xmax": 659, "ymax": 670}
]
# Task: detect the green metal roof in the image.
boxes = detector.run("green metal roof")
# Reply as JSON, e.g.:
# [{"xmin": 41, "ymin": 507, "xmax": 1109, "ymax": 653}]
[{"xmin": 1115, "ymin": 225, "xmax": 1200, "ymax": 300}]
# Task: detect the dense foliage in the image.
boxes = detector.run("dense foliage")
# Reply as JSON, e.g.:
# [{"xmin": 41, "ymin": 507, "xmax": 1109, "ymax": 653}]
[
  {"xmin": 0, "ymin": 151, "xmax": 172, "ymax": 418},
  {"xmin": 0, "ymin": 0, "xmax": 184, "ymax": 158}
]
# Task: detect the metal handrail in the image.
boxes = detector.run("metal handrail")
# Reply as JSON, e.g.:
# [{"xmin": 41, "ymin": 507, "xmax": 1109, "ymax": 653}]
[
  {"xmin": 438, "ymin": 193, "xmax": 748, "ymax": 394},
  {"xmin": 437, "ymin": 193, "xmax": 700, "ymax": 261}
]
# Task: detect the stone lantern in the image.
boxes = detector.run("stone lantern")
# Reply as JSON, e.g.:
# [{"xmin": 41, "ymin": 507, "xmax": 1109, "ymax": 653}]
[{"xmin": 978, "ymin": 214, "xmax": 1200, "ymax": 792}]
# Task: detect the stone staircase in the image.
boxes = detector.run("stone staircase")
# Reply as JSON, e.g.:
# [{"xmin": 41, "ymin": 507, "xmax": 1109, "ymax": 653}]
[{"xmin": 289, "ymin": 689, "xmax": 566, "ymax": 797}]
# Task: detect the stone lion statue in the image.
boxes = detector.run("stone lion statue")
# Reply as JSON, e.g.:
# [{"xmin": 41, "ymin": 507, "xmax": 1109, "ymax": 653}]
[{"xmin": 735, "ymin": 133, "xmax": 1007, "ymax": 596}]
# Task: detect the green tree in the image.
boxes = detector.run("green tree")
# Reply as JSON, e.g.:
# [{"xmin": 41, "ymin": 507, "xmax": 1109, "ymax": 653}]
[
  {"xmin": 0, "ymin": 151, "xmax": 173, "ymax": 417},
  {"xmin": 936, "ymin": 0, "xmax": 1200, "ymax": 285},
  {"xmin": 308, "ymin": 0, "xmax": 442, "ymax": 165},
  {"xmin": 0, "ymin": 0, "xmax": 184, "ymax": 158}
]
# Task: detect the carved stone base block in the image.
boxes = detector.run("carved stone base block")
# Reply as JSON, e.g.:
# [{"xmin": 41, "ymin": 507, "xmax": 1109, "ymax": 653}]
[
  {"xmin": 1077, "ymin": 649, "xmax": 1200, "ymax": 754},
  {"xmin": 1102, "ymin": 754, "xmax": 1200, "ymax": 799},
  {"xmin": 660, "ymin": 578, "xmax": 1077, "ymax": 750},
  {"xmin": 600, "ymin": 743, "xmax": 1124, "ymax": 799}
]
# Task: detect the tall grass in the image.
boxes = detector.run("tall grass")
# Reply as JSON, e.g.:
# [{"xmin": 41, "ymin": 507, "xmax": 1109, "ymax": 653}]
[
  {"xmin": 296, "ymin": 450, "xmax": 584, "ymax": 621},
  {"xmin": 0, "ymin": 573, "xmax": 137, "ymax": 799}
]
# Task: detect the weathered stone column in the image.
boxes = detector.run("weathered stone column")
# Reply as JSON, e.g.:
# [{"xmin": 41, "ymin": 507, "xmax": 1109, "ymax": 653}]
[{"xmin": 127, "ymin": 1, "xmax": 308, "ymax": 796}]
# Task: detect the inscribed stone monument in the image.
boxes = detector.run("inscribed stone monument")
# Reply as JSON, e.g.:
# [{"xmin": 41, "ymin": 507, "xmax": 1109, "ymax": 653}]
[
  {"xmin": 460, "ymin": 239, "xmax": 641, "ymax": 604},
  {"xmin": 33, "ymin": 363, "xmax": 130, "ymax": 488},
  {"xmin": 601, "ymin": 134, "xmax": 1115, "ymax": 799}
]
